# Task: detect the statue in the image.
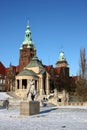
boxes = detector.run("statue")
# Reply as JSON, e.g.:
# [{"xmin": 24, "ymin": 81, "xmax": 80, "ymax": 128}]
[
  {"xmin": 21, "ymin": 79, "xmax": 40, "ymax": 116},
  {"xmin": 26, "ymin": 79, "xmax": 36, "ymax": 101}
]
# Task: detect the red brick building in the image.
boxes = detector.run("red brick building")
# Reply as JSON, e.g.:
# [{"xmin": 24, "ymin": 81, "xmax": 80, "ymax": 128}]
[
  {"xmin": 19, "ymin": 24, "xmax": 36, "ymax": 72},
  {"xmin": 0, "ymin": 62, "xmax": 6, "ymax": 91},
  {"xmin": 0, "ymin": 23, "xmax": 76, "ymax": 93},
  {"xmin": 0, "ymin": 23, "xmax": 36, "ymax": 91}
]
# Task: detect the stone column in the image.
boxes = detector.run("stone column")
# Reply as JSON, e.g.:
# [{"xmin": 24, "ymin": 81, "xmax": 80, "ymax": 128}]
[
  {"xmin": 15, "ymin": 80, "xmax": 17, "ymax": 90},
  {"xmin": 46, "ymin": 73, "xmax": 50, "ymax": 95},
  {"xmin": 40, "ymin": 76, "xmax": 44, "ymax": 96},
  {"xmin": 37, "ymin": 80, "xmax": 39, "ymax": 92},
  {"xmin": 27, "ymin": 79, "xmax": 29, "ymax": 89},
  {"xmin": 20, "ymin": 79, "xmax": 22, "ymax": 89},
  {"xmin": 62, "ymin": 90, "xmax": 66, "ymax": 105}
]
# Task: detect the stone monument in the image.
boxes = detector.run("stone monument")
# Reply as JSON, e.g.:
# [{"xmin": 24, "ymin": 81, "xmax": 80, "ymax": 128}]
[{"xmin": 20, "ymin": 79, "xmax": 40, "ymax": 116}]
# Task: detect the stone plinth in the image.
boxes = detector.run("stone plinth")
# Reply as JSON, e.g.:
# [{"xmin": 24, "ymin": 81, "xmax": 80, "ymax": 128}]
[{"xmin": 20, "ymin": 101, "xmax": 40, "ymax": 116}]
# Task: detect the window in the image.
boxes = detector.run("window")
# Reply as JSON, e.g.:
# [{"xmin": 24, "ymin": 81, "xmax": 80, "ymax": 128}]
[{"xmin": 58, "ymin": 99, "xmax": 61, "ymax": 102}]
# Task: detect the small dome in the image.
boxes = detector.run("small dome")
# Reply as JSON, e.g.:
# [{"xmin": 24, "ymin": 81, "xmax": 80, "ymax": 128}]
[
  {"xmin": 25, "ymin": 28, "xmax": 31, "ymax": 34},
  {"xmin": 58, "ymin": 51, "xmax": 66, "ymax": 61},
  {"xmin": 27, "ymin": 44, "xmax": 31, "ymax": 48}
]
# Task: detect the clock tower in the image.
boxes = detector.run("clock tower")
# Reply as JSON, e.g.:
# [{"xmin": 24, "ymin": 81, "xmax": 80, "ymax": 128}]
[{"xmin": 19, "ymin": 23, "xmax": 36, "ymax": 72}]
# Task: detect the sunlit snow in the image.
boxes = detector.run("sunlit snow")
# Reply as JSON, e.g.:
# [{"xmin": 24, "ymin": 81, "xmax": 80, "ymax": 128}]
[{"xmin": 0, "ymin": 104, "xmax": 87, "ymax": 130}]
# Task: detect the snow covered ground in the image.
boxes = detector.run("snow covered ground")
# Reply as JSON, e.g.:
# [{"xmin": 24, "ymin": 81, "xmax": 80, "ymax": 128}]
[
  {"xmin": 0, "ymin": 104, "xmax": 87, "ymax": 130},
  {"xmin": 0, "ymin": 92, "xmax": 13, "ymax": 100}
]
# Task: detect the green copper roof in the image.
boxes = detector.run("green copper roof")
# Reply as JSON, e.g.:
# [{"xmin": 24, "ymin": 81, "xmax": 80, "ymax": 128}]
[
  {"xmin": 20, "ymin": 22, "xmax": 36, "ymax": 50},
  {"xmin": 58, "ymin": 51, "xmax": 66, "ymax": 61},
  {"xmin": 39, "ymin": 69, "xmax": 46, "ymax": 75},
  {"xmin": 26, "ymin": 56, "xmax": 44, "ymax": 69},
  {"xmin": 17, "ymin": 69, "xmax": 38, "ymax": 77},
  {"xmin": 23, "ymin": 24, "xmax": 33, "ymax": 45}
]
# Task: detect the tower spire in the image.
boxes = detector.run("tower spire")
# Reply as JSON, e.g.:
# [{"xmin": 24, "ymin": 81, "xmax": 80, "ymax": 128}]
[
  {"xmin": 27, "ymin": 17, "xmax": 29, "ymax": 26},
  {"xmin": 19, "ymin": 21, "xmax": 36, "ymax": 51},
  {"xmin": 19, "ymin": 21, "xmax": 36, "ymax": 71},
  {"xmin": 60, "ymin": 45, "xmax": 63, "ymax": 52}
]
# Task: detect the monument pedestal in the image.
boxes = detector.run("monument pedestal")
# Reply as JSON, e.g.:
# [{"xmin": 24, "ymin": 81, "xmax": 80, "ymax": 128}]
[{"xmin": 20, "ymin": 101, "xmax": 40, "ymax": 116}]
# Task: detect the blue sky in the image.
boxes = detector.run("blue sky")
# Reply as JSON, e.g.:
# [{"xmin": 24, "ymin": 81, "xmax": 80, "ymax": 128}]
[{"xmin": 0, "ymin": 0, "xmax": 87, "ymax": 76}]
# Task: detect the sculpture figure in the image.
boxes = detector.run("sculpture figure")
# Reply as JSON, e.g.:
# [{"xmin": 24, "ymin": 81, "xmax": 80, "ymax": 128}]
[{"xmin": 26, "ymin": 79, "xmax": 36, "ymax": 101}]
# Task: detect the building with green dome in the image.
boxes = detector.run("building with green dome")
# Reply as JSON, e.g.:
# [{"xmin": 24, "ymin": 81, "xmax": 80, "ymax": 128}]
[
  {"xmin": 56, "ymin": 51, "xmax": 69, "ymax": 77},
  {"xmin": 19, "ymin": 23, "xmax": 36, "ymax": 72},
  {"xmin": 14, "ymin": 23, "xmax": 50, "ymax": 98},
  {"xmin": 0, "ymin": 22, "xmax": 71, "ymax": 104},
  {"xmin": 15, "ymin": 56, "xmax": 50, "ymax": 99}
]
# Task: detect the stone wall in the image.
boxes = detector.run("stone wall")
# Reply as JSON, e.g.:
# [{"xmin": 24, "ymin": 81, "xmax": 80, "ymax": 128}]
[
  {"xmin": 67, "ymin": 102, "xmax": 87, "ymax": 106},
  {"xmin": 49, "ymin": 99, "xmax": 87, "ymax": 106}
]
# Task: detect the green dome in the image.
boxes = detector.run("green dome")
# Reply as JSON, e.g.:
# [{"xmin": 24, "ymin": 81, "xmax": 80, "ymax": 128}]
[
  {"xmin": 58, "ymin": 51, "xmax": 66, "ymax": 61},
  {"xmin": 17, "ymin": 69, "xmax": 38, "ymax": 77},
  {"xmin": 26, "ymin": 56, "xmax": 44, "ymax": 68},
  {"xmin": 19, "ymin": 22, "xmax": 36, "ymax": 49},
  {"xmin": 23, "ymin": 24, "xmax": 32, "ymax": 45}
]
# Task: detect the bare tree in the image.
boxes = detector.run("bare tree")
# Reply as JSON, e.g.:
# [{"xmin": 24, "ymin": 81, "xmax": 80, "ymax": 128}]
[
  {"xmin": 79, "ymin": 48, "xmax": 87, "ymax": 79},
  {"xmin": 76, "ymin": 48, "xmax": 87, "ymax": 101}
]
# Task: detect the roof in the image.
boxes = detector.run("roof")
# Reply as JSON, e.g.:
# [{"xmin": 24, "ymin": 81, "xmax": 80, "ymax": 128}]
[
  {"xmin": 17, "ymin": 69, "xmax": 38, "ymax": 77},
  {"xmin": 20, "ymin": 23, "xmax": 36, "ymax": 50},
  {"xmin": 5, "ymin": 68, "xmax": 9, "ymax": 75},
  {"xmin": 39, "ymin": 69, "xmax": 46, "ymax": 75},
  {"xmin": 5, "ymin": 65, "xmax": 20, "ymax": 75},
  {"xmin": 0, "ymin": 61, "xmax": 6, "ymax": 75},
  {"xmin": 26, "ymin": 56, "xmax": 44, "ymax": 69},
  {"xmin": 16, "ymin": 65, "xmax": 20, "ymax": 73},
  {"xmin": 70, "ymin": 76, "xmax": 79, "ymax": 81},
  {"xmin": 56, "ymin": 60, "xmax": 68, "ymax": 64},
  {"xmin": 44, "ymin": 65, "xmax": 53, "ymax": 72}
]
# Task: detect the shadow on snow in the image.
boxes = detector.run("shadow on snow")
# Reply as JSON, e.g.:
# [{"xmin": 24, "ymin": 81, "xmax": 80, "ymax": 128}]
[{"xmin": 40, "ymin": 107, "xmax": 58, "ymax": 114}]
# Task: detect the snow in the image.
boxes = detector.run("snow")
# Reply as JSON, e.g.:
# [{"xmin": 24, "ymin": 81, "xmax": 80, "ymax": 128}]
[
  {"xmin": 0, "ymin": 92, "xmax": 13, "ymax": 100},
  {"xmin": 0, "ymin": 104, "xmax": 87, "ymax": 130}
]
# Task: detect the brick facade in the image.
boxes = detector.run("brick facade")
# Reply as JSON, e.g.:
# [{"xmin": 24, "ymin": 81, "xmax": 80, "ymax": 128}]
[{"xmin": 19, "ymin": 44, "xmax": 36, "ymax": 72}]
